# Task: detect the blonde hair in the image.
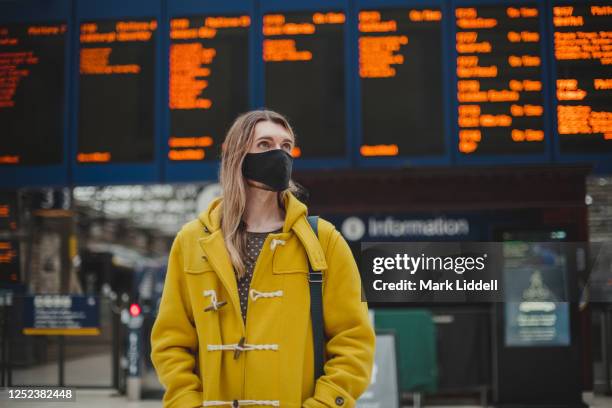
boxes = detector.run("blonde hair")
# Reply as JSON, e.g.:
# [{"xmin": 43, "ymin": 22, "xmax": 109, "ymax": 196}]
[{"xmin": 219, "ymin": 109, "xmax": 302, "ymax": 279}]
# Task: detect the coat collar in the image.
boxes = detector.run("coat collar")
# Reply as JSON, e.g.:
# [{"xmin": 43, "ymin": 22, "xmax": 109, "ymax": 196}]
[
  {"xmin": 196, "ymin": 191, "xmax": 328, "ymax": 322},
  {"xmin": 198, "ymin": 190, "xmax": 327, "ymax": 270}
]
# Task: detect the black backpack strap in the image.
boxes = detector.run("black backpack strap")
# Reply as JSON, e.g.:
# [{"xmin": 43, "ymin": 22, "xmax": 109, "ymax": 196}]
[{"xmin": 306, "ymin": 215, "xmax": 325, "ymax": 381}]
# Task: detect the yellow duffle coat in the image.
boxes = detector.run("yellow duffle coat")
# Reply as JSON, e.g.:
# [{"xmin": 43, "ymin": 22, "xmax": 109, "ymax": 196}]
[{"xmin": 150, "ymin": 191, "xmax": 375, "ymax": 408}]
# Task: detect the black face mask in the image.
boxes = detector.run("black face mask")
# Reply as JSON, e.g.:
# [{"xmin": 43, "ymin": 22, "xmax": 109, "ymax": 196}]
[{"xmin": 242, "ymin": 149, "xmax": 293, "ymax": 191}]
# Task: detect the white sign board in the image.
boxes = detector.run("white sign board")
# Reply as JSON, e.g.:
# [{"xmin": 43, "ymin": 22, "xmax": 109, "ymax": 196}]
[{"xmin": 356, "ymin": 332, "xmax": 400, "ymax": 408}]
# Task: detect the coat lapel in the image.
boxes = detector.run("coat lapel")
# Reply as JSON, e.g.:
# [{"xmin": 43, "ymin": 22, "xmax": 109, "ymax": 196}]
[{"xmin": 198, "ymin": 231, "xmax": 242, "ymax": 325}]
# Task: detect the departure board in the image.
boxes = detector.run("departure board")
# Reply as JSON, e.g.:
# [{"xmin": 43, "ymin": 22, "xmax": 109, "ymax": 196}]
[
  {"xmin": 0, "ymin": 192, "xmax": 18, "ymax": 231},
  {"xmin": 264, "ymin": 11, "xmax": 346, "ymax": 158},
  {"xmin": 169, "ymin": 15, "xmax": 250, "ymax": 162},
  {"xmin": 455, "ymin": 5, "xmax": 547, "ymax": 156},
  {"xmin": 0, "ymin": 239, "xmax": 19, "ymax": 283},
  {"xmin": 0, "ymin": 190, "xmax": 18, "ymax": 283},
  {"xmin": 553, "ymin": 3, "xmax": 612, "ymax": 154},
  {"xmin": 78, "ymin": 19, "xmax": 157, "ymax": 164},
  {"xmin": 0, "ymin": 22, "xmax": 66, "ymax": 166},
  {"xmin": 359, "ymin": 8, "xmax": 445, "ymax": 157}
]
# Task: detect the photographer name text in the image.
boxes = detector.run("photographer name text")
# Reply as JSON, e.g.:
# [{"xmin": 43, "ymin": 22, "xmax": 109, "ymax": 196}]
[{"xmin": 373, "ymin": 279, "xmax": 498, "ymax": 291}]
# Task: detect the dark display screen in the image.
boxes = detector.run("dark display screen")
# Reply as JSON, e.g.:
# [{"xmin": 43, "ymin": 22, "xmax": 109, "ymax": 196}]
[
  {"xmin": 78, "ymin": 19, "xmax": 157, "ymax": 164},
  {"xmin": 0, "ymin": 239, "xmax": 19, "ymax": 284},
  {"xmin": 553, "ymin": 3, "xmax": 612, "ymax": 154},
  {"xmin": 0, "ymin": 191, "xmax": 18, "ymax": 231},
  {"xmin": 169, "ymin": 15, "xmax": 250, "ymax": 162},
  {"xmin": 0, "ymin": 189, "xmax": 18, "ymax": 284},
  {"xmin": 455, "ymin": 5, "xmax": 547, "ymax": 156},
  {"xmin": 264, "ymin": 11, "xmax": 346, "ymax": 158},
  {"xmin": 0, "ymin": 22, "xmax": 66, "ymax": 166},
  {"xmin": 359, "ymin": 8, "xmax": 445, "ymax": 157}
]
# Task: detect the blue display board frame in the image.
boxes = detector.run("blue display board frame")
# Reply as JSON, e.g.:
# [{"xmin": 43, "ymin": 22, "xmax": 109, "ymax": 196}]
[
  {"xmin": 163, "ymin": 0, "xmax": 256, "ymax": 183},
  {"xmin": 1, "ymin": 0, "xmax": 611, "ymax": 189},
  {"xmin": 546, "ymin": 0, "xmax": 612, "ymax": 174},
  {"xmin": 70, "ymin": 0, "xmax": 164, "ymax": 185},
  {"xmin": 450, "ymin": 0, "xmax": 555, "ymax": 166},
  {"xmin": 257, "ymin": 0, "xmax": 354, "ymax": 171},
  {"xmin": 354, "ymin": 0, "xmax": 454, "ymax": 168},
  {"xmin": 0, "ymin": 0, "xmax": 72, "ymax": 188}
]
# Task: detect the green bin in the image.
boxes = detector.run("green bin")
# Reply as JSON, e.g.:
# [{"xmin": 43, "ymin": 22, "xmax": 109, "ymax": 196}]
[{"xmin": 374, "ymin": 309, "xmax": 438, "ymax": 394}]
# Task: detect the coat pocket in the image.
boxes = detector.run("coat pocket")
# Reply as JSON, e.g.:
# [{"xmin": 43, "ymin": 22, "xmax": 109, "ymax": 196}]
[
  {"xmin": 183, "ymin": 265, "xmax": 225, "ymax": 327},
  {"xmin": 185, "ymin": 266, "xmax": 214, "ymax": 274},
  {"xmin": 184, "ymin": 248, "xmax": 215, "ymax": 274}
]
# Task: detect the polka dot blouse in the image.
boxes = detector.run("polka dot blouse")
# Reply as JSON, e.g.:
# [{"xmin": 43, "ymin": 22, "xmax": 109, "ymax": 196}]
[{"xmin": 237, "ymin": 228, "xmax": 282, "ymax": 322}]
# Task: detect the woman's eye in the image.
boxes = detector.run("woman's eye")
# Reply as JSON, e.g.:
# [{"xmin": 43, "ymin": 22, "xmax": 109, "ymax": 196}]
[
  {"xmin": 258, "ymin": 141, "xmax": 269, "ymax": 149},
  {"xmin": 282, "ymin": 144, "xmax": 293, "ymax": 151}
]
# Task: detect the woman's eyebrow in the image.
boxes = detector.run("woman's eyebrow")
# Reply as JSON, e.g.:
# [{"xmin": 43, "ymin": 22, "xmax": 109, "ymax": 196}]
[{"xmin": 256, "ymin": 135, "xmax": 293, "ymax": 143}]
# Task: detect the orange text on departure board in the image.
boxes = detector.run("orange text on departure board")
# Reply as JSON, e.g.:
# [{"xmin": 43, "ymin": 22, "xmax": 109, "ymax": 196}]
[
  {"xmin": 358, "ymin": 8, "xmax": 442, "ymax": 156},
  {"xmin": 456, "ymin": 6, "xmax": 544, "ymax": 154},
  {"xmin": 0, "ymin": 25, "xmax": 57, "ymax": 164},
  {"xmin": 168, "ymin": 16, "xmax": 251, "ymax": 161},
  {"xmin": 0, "ymin": 156, "xmax": 19, "ymax": 164},
  {"xmin": 556, "ymin": 80, "xmax": 612, "ymax": 137},
  {"xmin": 169, "ymin": 16, "xmax": 250, "ymax": 112},
  {"xmin": 0, "ymin": 204, "xmax": 15, "ymax": 230},
  {"xmin": 0, "ymin": 24, "xmax": 65, "ymax": 119},
  {"xmin": 170, "ymin": 15, "xmax": 250, "ymax": 40},
  {"xmin": 168, "ymin": 136, "xmax": 213, "ymax": 160},
  {"xmin": 456, "ymin": 8, "xmax": 497, "ymax": 29},
  {"xmin": 263, "ymin": 12, "xmax": 344, "ymax": 62},
  {"xmin": 79, "ymin": 21, "xmax": 156, "ymax": 75},
  {"xmin": 359, "ymin": 11, "xmax": 400, "ymax": 78},
  {"xmin": 360, "ymin": 144, "xmax": 399, "ymax": 156},
  {"xmin": 557, "ymin": 105, "xmax": 612, "ymax": 138},
  {"xmin": 358, "ymin": 9, "xmax": 440, "ymax": 80},
  {"xmin": 77, "ymin": 152, "xmax": 111, "ymax": 163},
  {"xmin": 554, "ymin": 6, "xmax": 612, "ymax": 141},
  {"xmin": 0, "ymin": 241, "xmax": 18, "ymax": 281},
  {"xmin": 553, "ymin": 28, "xmax": 612, "ymax": 64},
  {"xmin": 169, "ymin": 43, "xmax": 214, "ymax": 108},
  {"xmin": 0, "ymin": 241, "xmax": 17, "ymax": 264}
]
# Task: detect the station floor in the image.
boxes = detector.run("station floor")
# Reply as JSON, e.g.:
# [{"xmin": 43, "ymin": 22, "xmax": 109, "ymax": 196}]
[
  {"xmin": 3, "ymin": 390, "xmax": 612, "ymax": 408},
  {"xmin": 6, "ymin": 352, "xmax": 612, "ymax": 407}
]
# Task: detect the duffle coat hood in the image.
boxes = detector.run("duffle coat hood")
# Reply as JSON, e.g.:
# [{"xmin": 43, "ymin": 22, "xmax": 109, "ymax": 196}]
[{"xmin": 151, "ymin": 191, "xmax": 376, "ymax": 408}]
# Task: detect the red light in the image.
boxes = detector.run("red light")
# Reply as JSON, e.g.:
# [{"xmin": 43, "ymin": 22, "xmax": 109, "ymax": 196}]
[{"xmin": 129, "ymin": 303, "xmax": 141, "ymax": 317}]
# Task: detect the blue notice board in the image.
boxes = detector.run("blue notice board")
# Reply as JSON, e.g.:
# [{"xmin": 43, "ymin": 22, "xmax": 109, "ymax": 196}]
[{"xmin": 23, "ymin": 294, "xmax": 100, "ymax": 335}]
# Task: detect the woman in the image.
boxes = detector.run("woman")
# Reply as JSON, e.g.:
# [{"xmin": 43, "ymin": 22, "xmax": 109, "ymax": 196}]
[{"xmin": 151, "ymin": 109, "xmax": 375, "ymax": 408}]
